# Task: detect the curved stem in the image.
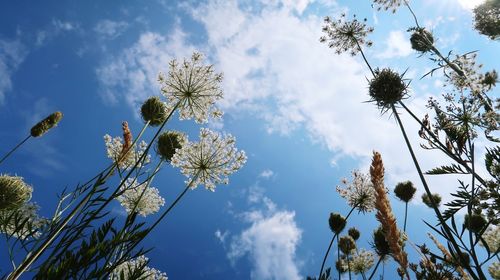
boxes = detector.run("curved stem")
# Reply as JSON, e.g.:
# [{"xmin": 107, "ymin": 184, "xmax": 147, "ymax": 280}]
[
  {"xmin": 0, "ymin": 135, "xmax": 31, "ymax": 165},
  {"xmin": 403, "ymin": 0, "xmax": 420, "ymax": 28},
  {"xmin": 391, "ymin": 104, "xmax": 479, "ymax": 280},
  {"xmin": 368, "ymin": 257, "xmax": 383, "ymax": 280},
  {"xmin": 318, "ymin": 205, "xmax": 357, "ymax": 279},
  {"xmin": 403, "ymin": 202, "xmax": 408, "ymax": 232}
]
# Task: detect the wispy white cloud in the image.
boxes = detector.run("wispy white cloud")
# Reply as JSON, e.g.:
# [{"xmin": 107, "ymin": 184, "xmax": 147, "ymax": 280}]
[
  {"xmin": 376, "ymin": 30, "xmax": 412, "ymax": 59},
  {"xmin": 0, "ymin": 37, "xmax": 28, "ymax": 103},
  {"xmin": 36, "ymin": 19, "xmax": 79, "ymax": 46},
  {"xmin": 259, "ymin": 169, "xmax": 274, "ymax": 179},
  {"xmin": 94, "ymin": 19, "xmax": 129, "ymax": 39}
]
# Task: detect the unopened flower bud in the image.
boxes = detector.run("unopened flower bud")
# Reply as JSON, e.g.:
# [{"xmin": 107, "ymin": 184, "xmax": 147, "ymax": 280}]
[
  {"xmin": 348, "ymin": 227, "xmax": 360, "ymax": 241},
  {"xmin": 0, "ymin": 175, "xmax": 32, "ymax": 211},
  {"xmin": 141, "ymin": 96, "xmax": 168, "ymax": 126},
  {"xmin": 339, "ymin": 235, "xmax": 356, "ymax": 254},
  {"xmin": 156, "ymin": 131, "xmax": 186, "ymax": 162},
  {"xmin": 394, "ymin": 181, "xmax": 416, "ymax": 203},
  {"xmin": 410, "ymin": 28, "xmax": 434, "ymax": 53},
  {"xmin": 464, "ymin": 214, "xmax": 487, "ymax": 233},
  {"xmin": 373, "ymin": 226, "xmax": 390, "ymax": 256},
  {"xmin": 30, "ymin": 111, "xmax": 63, "ymax": 137},
  {"xmin": 422, "ymin": 193, "xmax": 441, "ymax": 208},
  {"xmin": 329, "ymin": 213, "xmax": 346, "ymax": 234}
]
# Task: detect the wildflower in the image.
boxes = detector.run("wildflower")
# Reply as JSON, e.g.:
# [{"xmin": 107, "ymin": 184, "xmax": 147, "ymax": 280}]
[
  {"xmin": 373, "ymin": 0, "xmax": 404, "ymax": 13},
  {"xmin": 110, "ymin": 255, "xmax": 168, "ymax": 280},
  {"xmin": 393, "ymin": 181, "xmax": 416, "ymax": 203},
  {"xmin": 482, "ymin": 70, "xmax": 498, "ymax": 89},
  {"xmin": 473, "ymin": 0, "xmax": 500, "ymax": 40},
  {"xmin": 328, "ymin": 213, "xmax": 346, "ymax": 234},
  {"xmin": 348, "ymin": 227, "xmax": 360, "ymax": 241},
  {"xmin": 0, "ymin": 175, "xmax": 32, "ymax": 211},
  {"xmin": 141, "ymin": 96, "xmax": 169, "ymax": 126},
  {"xmin": 0, "ymin": 202, "xmax": 46, "ymax": 239},
  {"xmin": 159, "ymin": 52, "xmax": 224, "ymax": 124},
  {"xmin": 368, "ymin": 68, "xmax": 409, "ymax": 113},
  {"xmin": 421, "ymin": 193, "xmax": 441, "ymax": 208},
  {"xmin": 171, "ymin": 128, "xmax": 246, "ymax": 191},
  {"xmin": 336, "ymin": 170, "xmax": 376, "ymax": 213},
  {"xmin": 319, "ymin": 14, "xmax": 374, "ymax": 56},
  {"xmin": 103, "ymin": 122, "xmax": 150, "ymax": 170},
  {"xmin": 30, "ymin": 111, "xmax": 63, "ymax": 137},
  {"xmin": 464, "ymin": 213, "xmax": 487, "ymax": 233},
  {"xmin": 480, "ymin": 225, "xmax": 500, "ymax": 253},
  {"xmin": 349, "ymin": 249, "xmax": 375, "ymax": 274},
  {"xmin": 428, "ymin": 233, "xmax": 469, "ymax": 279},
  {"xmin": 488, "ymin": 261, "xmax": 500, "ymax": 279},
  {"xmin": 409, "ymin": 27, "xmax": 434, "ymax": 53},
  {"xmin": 372, "ymin": 226, "xmax": 390, "ymax": 257},
  {"xmin": 156, "ymin": 131, "xmax": 187, "ymax": 162},
  {"xmin": 116, "ymin": 179, "xmax": 165, "ymax": 217},
  {"xmin": 338, "ymin": 235, "xmax": 356, "ymax": 254},
  {"xmin": 336, "ymin": 257, "xmax": 348, "ymax": 274},
  {"xmin": 370, "ymin": 151, "xmax": 408, "ymax": 273}
]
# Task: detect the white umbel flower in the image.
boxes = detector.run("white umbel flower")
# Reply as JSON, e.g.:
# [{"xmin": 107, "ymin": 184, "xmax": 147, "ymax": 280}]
[
  {"xmin": 373, "ymin": 0, "xmax": 404, "ymax": 13},
  {"xmin": 116, "ymin": 179, "xmax": 165, "ymax": 217},
  {"xmin": 110, "ymin": 255, "xmax": 168, "ymax": 280},
  {"xmin": 171, "ymin": 128, "xmax": 246, "ymax": 191},
  {"xmin": 159, "ymin": 52, "xmax": 223, "ymax": 124},
  {"xmin": 336, "ymin": 170, "xmax": 376, "ymax": 213},
  {"xmin": 103, "ymin": 135, "xmax": 150, "ymax": 170},
  {"xmin": 0, "ymin": 202, "xmax": 46, "ymax": 239},
  {"xmin": 481, "ymin": 225, "xmax": 500, "ymax": 253},
  {"xmin": 349, "ymin": 249, "xmax": 375, "ymax": 274}
]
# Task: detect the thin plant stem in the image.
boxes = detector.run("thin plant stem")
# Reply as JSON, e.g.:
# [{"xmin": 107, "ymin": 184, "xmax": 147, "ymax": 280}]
[
  {"xmin": 403, "ymin": 202, "xmax": 408, "ymax": 232},
  {"xmin": 318, "ymin": 205, "xmax": 357, "ymax": 279},
  {"xmin": 0, "ymin": 135, "xmax": 31, "ymax": 165},
  {"xmin": 391, "ymin": 104, "xmax": 479, "ymax": 280},
  {"xmin": 403, "ymin": 0, "xmax": 420, "ymax": 28},
  {"xmin": 337, "ymin": 235, "xmax": 341, "ymax": 280},
  {"xmin": 367, "ymin": 256, "xmax": 383, "ymax": 280},
  {"xmin": 347, "ymin": 252, "xmax": 352, "ymax": 280},
  {"xmin": 355, "ymin": 40, "xmax": 375, "ymax": 77}
]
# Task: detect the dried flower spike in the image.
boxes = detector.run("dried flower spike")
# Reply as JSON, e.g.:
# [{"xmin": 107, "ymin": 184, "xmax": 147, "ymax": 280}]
[
  {"xmin": 368, "ymin": 68, "xmax": 409, "ymax": 113},
  {"xmin": 394, "ymin": 181, "xmax": 416, "ymax": 203},
  {"xmin": 30, "ymin": 111, "xmax": 63, "ymax": 137},
  {"xmin": 320, "ymin": 14, "xmax": 374, "ymax": 56},
  {"xmin": 156, "ymin": 131, "xmax": 187, "ymax": 162},
  {"xmin": 0, "ymin": 175, "xmax": 33, "ymax": 211},
  {"xmin": 141, "ymin": 96, "xmax": 169, "ymax": 126},
  {"xmin": 329, "ymin": 213, "xmax": 346, "ymax": 234}
]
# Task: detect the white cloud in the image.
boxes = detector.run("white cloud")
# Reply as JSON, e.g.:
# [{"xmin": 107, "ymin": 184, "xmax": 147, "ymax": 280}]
[
  {"xmin": 36, "ymin": 19, "xmax": 79, "ymax": 46},
  {"xmin": 0, "ymin": 38, "xmax": 28, "ymax": 103},
  {"xmin": 94, "ymin": 20, "xmax": 129, "ymax": 39},
  {"xmin": 259, "ymin": 169, "xmax": 274, "ymax": 179},
  {"xmin": 227, "ymin": 186, "xmax": 302, "ymax": 280},
  {"xmin": 457, "ymin": 0, "xmax": 484, "ymax": 10},
  {"xmin": 215, "ymin": 229, "xmax": 230, "ymax": 243},
  {"xmin": 377, "ymin": 30, "xmax": 412, "ymax": 59}
]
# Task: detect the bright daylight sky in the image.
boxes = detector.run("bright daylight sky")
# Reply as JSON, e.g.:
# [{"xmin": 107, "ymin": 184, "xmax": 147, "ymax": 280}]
[{"xmin": 0, "ymin": 0, "xmax": 498, "ymax": 279}]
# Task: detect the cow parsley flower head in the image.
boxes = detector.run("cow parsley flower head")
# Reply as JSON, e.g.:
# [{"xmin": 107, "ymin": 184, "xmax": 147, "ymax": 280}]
[
  {"xmin": 159, "ymin": 52, "xmax": 224, "ymax": 124},
  {"xmin": 104, "ymin": 122, "xmax": 151, "ymax": 170},
  {"xmin": 480, "ymin": 225, "xmax": 500, "ymax": 253},
  {"xmin": 0, "ymin": 202, "xmax": 47, "ymax": 239},
  {"xmin": 110, "ymin": 255, "xmax": 168, "ymax": 280},
  {"xmin": 373, "ymin": 0, "xmax": 405, "ymax": 13},
  {"xmin": 116, "ymin": 179, "xmax": 165, "ymax": 217},
  {"xmin": 171, "ymin": 128, "xmax": 246, "ymax": 191},
  {"xmin": 336, "ymin": 170, "xmax": 376, "ymax": 213},
  {"xmin": 0, "ymin": 175, "xmax": 33, "ymax": 211},
  {"xmin": 349, "ymin": 249, "xmax": 375, "ymax": 274},
  {"xmin": 320, "ymin": 13, "xmax": 374, "ymax": 56}
]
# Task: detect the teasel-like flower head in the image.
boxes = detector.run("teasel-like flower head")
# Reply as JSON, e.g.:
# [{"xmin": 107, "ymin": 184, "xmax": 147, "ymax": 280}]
[
  {"xmin": 421, "ymin": 193, "xmax": 441, "ymax": 208},
  {"xmin": 368, "ymin": 68, "xmax": 409, "ymax": 113},
  {"xmin": 336, "ymin": 170, "xmax": 376, "ymax": 213},
  {"xmin": 427, "ymin": 233, "xmax": 470, "ymax": 279},
  {"xmin": 373, "ymin": 0, "xmax": 404, "ymax": 13},
  {"xmin": 409, "ymin": 27, "xmax": 434, "ymax": 53},
  {"xmin": 0, "ymin": 175, "xmax": 33, "ymax": 211},
  {"xmin": 394, "ymin": 181, "xmax": 416, "ymax": 203},
  {"xmin": 141, "ymin": 96, "xmax": 169, "ymax": 126},
  {"xmin": 370, "ymin": 151, "xmax": 409, "ymax": 274},
  {"xmin": 473, "ymin": 0, "xmax": 500, "ymax": 40},
  {"xmin": 30, "ymin": 111, "xmax": 63, "ymax": 137},
  {"xmin": 171, "ymin": 128, "xmax": 246, "ymax": 191},
  {"xmin": 156, "ymin": 131, "xmax": 187, "ymax": 162},
  {"xmin": 159, "ymin": 52, "xmax": 224, "ymax": 124},
  {"xmin": 463, "ymin": 213, "xmax": 487, "ymax": 233},
  {"xmin": 320, "ymin": 13, "xmax": 374, "ymax": 56},
  {"xmin": 339, "ymin": 235, "xmax": 356, "ymax": 254},
  {"xmin": 348, "ymin": 227, "xmax": 360, "ymax": 241},
  {"xmin": 328, "ymin": 213, "xmax": 346, "ymax": 234}
]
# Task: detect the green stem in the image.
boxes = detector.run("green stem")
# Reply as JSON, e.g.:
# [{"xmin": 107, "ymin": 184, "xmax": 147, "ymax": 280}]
[
  {"xmin": 403, "ymin": 202, "xmax": 408, "ymax": 232},
  {"xmin": 355, "ymin": 40, "xmax": 375, "ymax": 77},
  {"xmin": 0, "ymin": 135, "xmax": 31, "ymax": 165},
  {"xmin": 347, "ymin": 252, "xmax": 352, "ymax": 280},
  {"xmin": 391, "ymin": 104, "xmax": 480, "ymax": 280}
]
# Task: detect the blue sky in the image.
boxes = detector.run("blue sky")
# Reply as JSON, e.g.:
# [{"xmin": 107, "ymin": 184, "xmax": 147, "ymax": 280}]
[{"xmin": 0, "ymin": 0, "xmax": 498, "ymax": 279}]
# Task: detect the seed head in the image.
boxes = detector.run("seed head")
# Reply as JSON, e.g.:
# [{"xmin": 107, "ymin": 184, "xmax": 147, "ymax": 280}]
[
  {"xmin": 0, "ymin": 175, "xmax": 33, "ymax": 211},
  {"xmin": 339, "ymin": 235, "xmax": 356, "ymax": 254},
  {"xmin": 373, "ymin": 226, "xmax": 391, "ymax": 257},
  {"xmin": 368, "ymin": 68, "xmax": 409, "ymax": 113},
  {"xmin": 156, "ymin": 131, "xmax": 187, "ymax": 162},
  {"xmin": 30, "ymin": 111, "xmax": 63, "ymax": 137},
  {"xmin": 348, "ymin": 227, "xmax": 361, "ymax": 241},
  {"xmin": 394, "ymin": 181, "xmax": 416, "ymax": 203},
  {"xmin": 141, "ymin": 96, "xmax": 169, "ymax": 126},
  {"xmin": 409, "ymin": 27, "xmax": 434, "ymax": 53},
  {"xmin": 464, "ymin": 214, "xmax": 487, "ymax": 233},
  {"xmin": 329, "ymin": 213, "xmax": 346, "ymax": 234},
  {"xmin": 421, "ymin": 193, "xmax": 441, "ymax": 208}
]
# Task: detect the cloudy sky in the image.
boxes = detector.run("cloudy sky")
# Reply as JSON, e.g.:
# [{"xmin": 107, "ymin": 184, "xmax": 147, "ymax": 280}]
[{"xmin": 0, "ymin": 0, "xmax": 497, "ymax": 279}]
